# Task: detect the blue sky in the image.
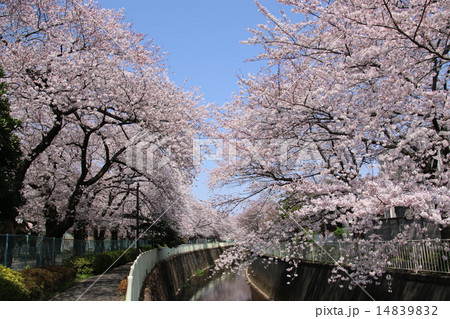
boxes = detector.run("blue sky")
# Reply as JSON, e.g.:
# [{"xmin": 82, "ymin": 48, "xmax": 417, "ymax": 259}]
[
  {"xmin": 96, "ymin": 0, "xmax": 285, "ymax": 202},
  {"xmin": 97, "ymin": 0, "xmax": 282, "ymax": 105}
]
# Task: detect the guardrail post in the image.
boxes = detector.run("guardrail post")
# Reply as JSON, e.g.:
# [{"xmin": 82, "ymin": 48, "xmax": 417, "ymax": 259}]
[
  {"xmin": 412, "ymin": 245, "xmax": 419, "ymax": 271},
  {"xmin": 39, "ymin": 236, "xmax": 43, "ymax": 267},
  {"xmin": 338, "ymin": 241, "xmax": 342, "ymax": 260},
  {"xmin": 52, "ymin": 237, "xmax": 56, "ymax": 265},
  {"xmin": 3, "ymin": 234, "xmax": 9, "ymax": 267},
  {"xmin": 25, "ymin": 235, "xmax": 29, "ymax": 267},
  {"xmin": 312, "ymin": 246, "xmax": 315, "ymax": 263},
  {"xmin": 61, "ymin": 237, "xmax": 65, "ymax": 264}
]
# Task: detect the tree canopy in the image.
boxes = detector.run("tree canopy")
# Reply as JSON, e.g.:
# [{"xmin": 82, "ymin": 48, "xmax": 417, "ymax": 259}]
[
  {"xmin": 212, "ymin": 0, "xmax": 449, "ymax": 288},
  {"xmin": 0, "ymin": 0, "xmax": 231, "ymax": 242}
]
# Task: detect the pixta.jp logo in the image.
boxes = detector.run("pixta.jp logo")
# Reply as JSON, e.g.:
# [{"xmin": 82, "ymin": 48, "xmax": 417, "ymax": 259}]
[{"xmin": 125, "ymin": 130, "xmax": 173, "ymax": 174}]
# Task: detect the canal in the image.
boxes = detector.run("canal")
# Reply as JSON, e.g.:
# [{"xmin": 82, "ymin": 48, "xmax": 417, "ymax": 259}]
[{"xmin": 175, "ymin": 268, "xmax": 253, "ymax": 301}]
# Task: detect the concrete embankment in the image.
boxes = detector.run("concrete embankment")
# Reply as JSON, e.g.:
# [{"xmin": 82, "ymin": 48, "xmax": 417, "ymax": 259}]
[
  {"xmin": 140, "ymin": 246, "xmax": 227, "ymax": 300},
  {"xmin": 246, "ymin": 257, "xmax": 450, "ymax": 301}
]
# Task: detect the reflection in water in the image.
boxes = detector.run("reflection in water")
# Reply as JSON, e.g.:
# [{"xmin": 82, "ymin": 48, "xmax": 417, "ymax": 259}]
[{"xmin": 176, "ymin": 269, "xmax": 253, "ymax": 301}]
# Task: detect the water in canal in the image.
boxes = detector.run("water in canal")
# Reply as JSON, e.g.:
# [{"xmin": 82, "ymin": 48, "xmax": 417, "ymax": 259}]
[{"xmin": 176, "ymin": 268, "xmax": 253, "ymax": 301}]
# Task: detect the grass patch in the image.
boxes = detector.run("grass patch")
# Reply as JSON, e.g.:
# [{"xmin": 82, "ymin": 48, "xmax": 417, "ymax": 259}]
[
  {"xmin": 196, "ymin": 269, "xmax": 205, "ymax": 277},
  {"xmin": 76, "ymin": 273, "xmax": 93, "ymax": 282},
  {"xmin": 182, "ymin": 268, "xmax": 206, "ymax": 289}
]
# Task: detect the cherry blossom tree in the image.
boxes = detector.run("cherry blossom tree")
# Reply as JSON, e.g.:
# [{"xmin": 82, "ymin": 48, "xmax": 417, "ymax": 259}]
[
  {"xmin": 0, "ymin": 0, "xmax": 205, "ymax": 242},
  {"xmin": 212, "ymin": 0, "xmax": 449, "ymax": 288},
  {"xmin": 178, "ymin": 197, "xmax": 234, "ymax": 241},
  {"xmin": 0, "ymin": 65, "xmax": 23, "ymax": 234},
  {"xmin": 237, "ymin": 199, "xmax": 278, "ymax": 233}
]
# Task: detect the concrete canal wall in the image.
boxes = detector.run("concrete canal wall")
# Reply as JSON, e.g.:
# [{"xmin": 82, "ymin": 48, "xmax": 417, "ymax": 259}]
[
  {"xmin": 140, "ymin": 246, "xmax": 227, "ymax": 300},
  {"xmin": 246, "ymin": 257, "xmax": 450, "ymax": 301}
]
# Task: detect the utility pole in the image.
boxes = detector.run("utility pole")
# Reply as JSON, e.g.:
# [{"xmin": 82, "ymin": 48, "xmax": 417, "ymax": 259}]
[
  {"xmin": 125, "ymin": 176, "xmax": 141, "ymax": 257},
  {"xmin": 136, "ymin": 182, "xmax": 140, "ymax": 255}
]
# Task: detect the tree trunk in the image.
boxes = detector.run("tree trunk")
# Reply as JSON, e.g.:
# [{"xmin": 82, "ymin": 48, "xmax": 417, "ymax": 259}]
[
  {"xmin": 93, "ymin": 228, "xmax": 106, "ymax": 253},
  {"xmin": 0, "ymin": 219, "xmax": 17, "ymax": 267},
  {"xmin": 0, "ymin": 234, "xmax": 15, "ymax": 267},
  {"xmin": 36, "ymin": 236, "xmax": 62, "ymax": 267},
  {"xmin": 44, "ymin": 203, "xmax": 73, "ymax": 238},
  {"xmin": 73, "ymin": 223, "xmax": 87, "ymax": 256},
  {"xmin": 111, "ymin": 228, "xmax": 118, "ymax": 251}
]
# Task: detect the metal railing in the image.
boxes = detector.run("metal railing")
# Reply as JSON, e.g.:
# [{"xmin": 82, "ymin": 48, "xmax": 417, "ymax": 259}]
[
  {"xmin": 125, "ymin": 242, "xmax": 232, "ymax": 301},
  {"xmin": 265, "ymin": 239, "xmax": 450, "ymax": 273},
  {"xmin": 0, "ymin": 234, "xmax": 149, "ymax": 270},
  {"xmin": 386, "ymin": 240, "xmax": 450, "ymax": 272}
]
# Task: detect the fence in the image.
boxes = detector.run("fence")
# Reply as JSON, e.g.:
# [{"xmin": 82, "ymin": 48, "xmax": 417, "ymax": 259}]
[
  {"xmin": 387, "ymin": 240, "xmax": 450, "ymax": 272},
  {"xmin": 265, "ymin": 239, "xmax": 450, "ymax": 273},
  {"xmin": 0, "ymin": 234, "xmax": 150, "ymax": 270},
  {"xmin": 126, "ymin": 242, "xmax": 231, "ymax": 301}
]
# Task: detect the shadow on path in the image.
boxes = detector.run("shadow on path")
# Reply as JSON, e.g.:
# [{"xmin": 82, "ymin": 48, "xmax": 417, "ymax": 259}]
[{"xmin": 51, "ymin": 262, "xmax": 132, "ymax": 301}]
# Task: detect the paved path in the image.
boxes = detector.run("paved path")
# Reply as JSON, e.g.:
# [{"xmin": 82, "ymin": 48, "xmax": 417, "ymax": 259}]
[{"xmin": 51, "ymin": 262, "xmax": 132, "ymax": 301}]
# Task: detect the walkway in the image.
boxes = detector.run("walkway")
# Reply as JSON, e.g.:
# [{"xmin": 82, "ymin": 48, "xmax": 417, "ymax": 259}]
[{"xmin": 51, "ymin": 262, "xmax": 132, "ymax": 301}]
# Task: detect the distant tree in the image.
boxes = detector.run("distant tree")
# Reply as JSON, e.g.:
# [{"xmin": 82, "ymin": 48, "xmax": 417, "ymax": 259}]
[
  {"xmin": 237, "ymin": 199, "xmax": 278, "ymax": 233},
  {"xmin": 178, "ymin": 198, "xmax": 234, "ymax": 241},
  {"xmin": 133, "ymin": 217, "xmax": 184, "ymax": 248},
  {"xmin": 0, "ymin": 66, "xmax": 23, "ymax": 234}
]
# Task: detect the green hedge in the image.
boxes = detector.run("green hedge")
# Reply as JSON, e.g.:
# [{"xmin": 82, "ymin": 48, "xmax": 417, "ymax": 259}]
[
  {"xmin": 42, "ymin": 265, "xmax": 76, "ymax": 281},
  {"xmin": 64, "ymin": 247, "xmax": 151, "ymax": 276},
  {"xmin": 0, "ymin": 246, "xmax": 153, "ymax": 300},
  {"xmin": 20, "ymin": 267, "xmax": 75, "ymax": 300},
  {"xmin": 0, "ymin": 265, "xmax": 75, "ymax": 301},
  {"xmin": 0, "ymin": 266, "xmax": 30, "ymax": 300}
]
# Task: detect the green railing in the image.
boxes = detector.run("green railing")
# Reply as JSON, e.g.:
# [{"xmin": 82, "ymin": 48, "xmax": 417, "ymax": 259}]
[
  {"xmin": 0, "ymin": 234, "xmax": 149, "ymax": 270},
  {"xmin": 264, "ymin": 239, "xmax": 450, "ymax": 273}
]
